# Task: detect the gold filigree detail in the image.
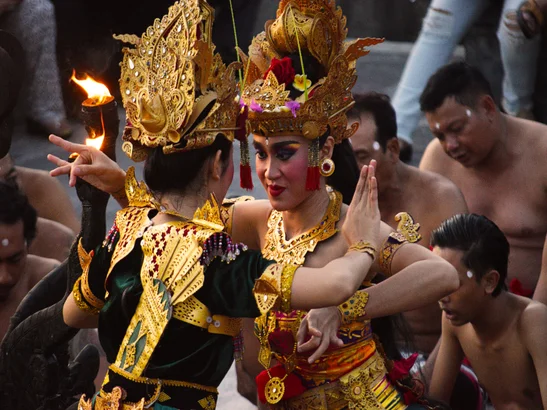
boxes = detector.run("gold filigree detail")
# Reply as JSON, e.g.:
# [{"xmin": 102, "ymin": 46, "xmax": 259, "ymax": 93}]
[
  {"xmin": 338, "ymin": 291, "xmax": 369, "ymax": 325},
  {"xmin": 117, "ymin": 0, "xmax": 241, "ymax": 159},
  {"xmin": 339, "ymin": 353, "xmax": 387, "ymax": 409},
  {"xmin": 347, "ymin": 240, "xmax": 377, "ymax": 261},
  {"xmin": 378, "ymin": 231, "xmax": 408, "ymax": 278},
  {"xmin": 72, "ymin": 278, "xmax": 100, "ymax": 316},
  {"xmin": 198, "ymin": 395, "xmax": 216, "ymax": 410},
  {"xmin": 173, "ymin": 295, "xmax": 242, "ymax": 337},
  {"xmin": 125, "ymin": 167, "xmax": 158, "ymax": 208},
  {"xmin": 240, "ymin": 0, "xmax": 384, "ymax": 143},
  {"xmin": 242, "ymin": 71, "xmax": 291, "ymax": 111},
  {"xmin": 108, "ymin": 365, "xmax": 218, "ymax": 393},
  {"xmin": 280, "ymin": 265, "xmax": 298, "ymax": 313},
  {"xmin": 193, "ymin": 194, "xmax": 224, "ymax": 231},
  {"xmin": 395, "ymin": 212, "xmax": 422, "ymax": 244},
  {"xmin": 262, "ymin": 188, "xmax": 342, "ymax": 265}
]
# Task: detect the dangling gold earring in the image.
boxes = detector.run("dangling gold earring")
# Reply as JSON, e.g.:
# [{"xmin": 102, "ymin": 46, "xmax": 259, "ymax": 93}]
[{"xmin": 320, "ymin": 158, "xmax": 335, "ymax": 177}]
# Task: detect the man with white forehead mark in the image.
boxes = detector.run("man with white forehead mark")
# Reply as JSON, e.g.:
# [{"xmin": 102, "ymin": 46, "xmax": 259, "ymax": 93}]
[
  {"xmin": 0, "ymin": 181, "xmax": 59, "ymax": 339},
  {"xmin": 347, "ymin": 92, "xmax": 468, "ymax": 357}
]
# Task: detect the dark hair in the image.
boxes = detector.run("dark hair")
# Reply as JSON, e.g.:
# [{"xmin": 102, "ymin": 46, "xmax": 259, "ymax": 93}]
[
  {"xmin": 0, "ymin": 181, "xmax": 37, "ymax": 244},
  {"xmin": 420, "ymin": 62, "xmax": 494, "ymax": 113},
  {"xmin": 144, "ymin": 134, "xmax": 232, "ymax": 195},
  {"xmin": 287, "ymin": 51, "xmax": 326, "ymax": 100},
  {"xmin": 348, "ymin": 92, "xmax": 397, "ymax": 151},
  {"xmin": 431, "ymin": 214, "xmax": 509, "ymax": 297}
]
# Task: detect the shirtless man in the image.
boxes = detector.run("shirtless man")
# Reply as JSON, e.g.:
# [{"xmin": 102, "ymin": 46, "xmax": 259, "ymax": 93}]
[
  {"xmin": 420, "ymin": 62, "xmax": 547, "ymax": 295},
  {"xmin": 348, "ymin": 92, "xmax": 468, "ymax": 354},
  {"xmin": 0, "ymin": 181, "xmax": 59, "ymax": 338},
  {"xmin": 430, "ymin": 213, "xmax": 547, "ymax": 410},
  {"xmin": 0, "ymin": 154, "xmax": 75, "ymax": 260}
]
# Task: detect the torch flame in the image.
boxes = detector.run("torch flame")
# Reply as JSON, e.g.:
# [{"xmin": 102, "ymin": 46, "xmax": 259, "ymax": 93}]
[
  {"xmin": 86, "ymin": 131, "xmax": 105, "ymax": 150},
  {"xmin": 71, "ymin": 71, "xmax": 112, "ymax": 105}
]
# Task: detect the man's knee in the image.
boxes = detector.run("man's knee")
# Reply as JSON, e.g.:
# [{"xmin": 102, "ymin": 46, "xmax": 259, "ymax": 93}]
[{"xmin": 421, "ymin": 7, "xmax": 456, "ymax": 40}]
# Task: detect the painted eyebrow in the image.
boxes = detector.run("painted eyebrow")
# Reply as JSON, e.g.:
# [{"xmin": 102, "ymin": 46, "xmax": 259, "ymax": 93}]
[{"xmin": 252, "ymin": 140, "xmax": 301, "ymax": 149}]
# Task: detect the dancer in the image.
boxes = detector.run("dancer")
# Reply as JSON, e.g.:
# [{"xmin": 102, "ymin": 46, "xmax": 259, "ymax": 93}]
[
  {"xmin": 48, "ymin": 2, "xmax": 426, "ymax": 409},
  {"xmin": 50, "ymin": 2, "xmax": 459, "ymax": 408}
]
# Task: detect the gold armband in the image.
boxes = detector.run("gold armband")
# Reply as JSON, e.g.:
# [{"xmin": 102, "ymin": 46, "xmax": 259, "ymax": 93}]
[
  {"xmin": 337, "ymin": 291, "xmax": 369, "ymax": 325},
  {"xmin": 378, "ymin": 232, "xmax": 408, "ymax": 277},
  {"xmin": 78, "ymin": 239, "xmax": 105, "ymax": 311},
  {"xmin": 253, "ymin": 264, "xmax": 298, "ymax": 314},
  {"xmin": 347, "ymin": 240, "xmax": 377, "ymax": 261},
  {"xmin": 72, "ymin": 277, "xmax": 101, "ymax": 315}
]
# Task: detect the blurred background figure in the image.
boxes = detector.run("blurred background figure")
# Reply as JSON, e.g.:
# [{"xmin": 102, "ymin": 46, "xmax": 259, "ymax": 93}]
[
  {"xmin": 0, "ymin": 0, "xmax": 72, "ymax": 137},
  {"xmin": 391, "ymin": 0, "xmax": 541, "ymax": 161}
]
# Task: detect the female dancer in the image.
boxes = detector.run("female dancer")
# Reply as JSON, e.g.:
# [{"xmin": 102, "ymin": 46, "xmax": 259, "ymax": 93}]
[
  {"xmin": 49, "ymin": 1, "xmax": 459, "ymax": 409},
  {"xmin": 54, "ymin": 2, "xmax": 394, "ymax": 409}
]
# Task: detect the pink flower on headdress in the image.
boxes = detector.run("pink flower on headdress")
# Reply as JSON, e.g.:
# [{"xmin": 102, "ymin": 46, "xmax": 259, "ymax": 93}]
[
  {"xmin": 250, "ymin": 99, "xmax": 263, "ymax": 113},
  {"xmin": 285, "ymin": 101, "xmax": 300, "ymax": 117}
]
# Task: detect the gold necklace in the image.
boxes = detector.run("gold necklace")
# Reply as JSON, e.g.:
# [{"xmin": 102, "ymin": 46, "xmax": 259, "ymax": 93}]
[{"xmin": 262, "ymin": 187, "xmax": 342, "ymax": 265}]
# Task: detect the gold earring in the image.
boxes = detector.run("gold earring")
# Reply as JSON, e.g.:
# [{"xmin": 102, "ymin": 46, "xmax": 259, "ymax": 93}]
[{"xmin": 320, "ymin": 158, "xmax": 335, "ymax": 177}]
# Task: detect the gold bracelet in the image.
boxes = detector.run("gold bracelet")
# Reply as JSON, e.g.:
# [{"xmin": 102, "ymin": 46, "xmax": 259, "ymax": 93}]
[
  {"xmin": 347, "ymin": 240, "xmax": 377, "ymax": 261},
  {"xmin": 337, "ymin": 291, "xmax": 369, "ymax": 325},
  {"xmin": 280, "ymin": 265, "xmax": 298, "ymax": 313},
  {"xmin": 72, "ymin": 277, "xmax": 101, "ymax": 315}
]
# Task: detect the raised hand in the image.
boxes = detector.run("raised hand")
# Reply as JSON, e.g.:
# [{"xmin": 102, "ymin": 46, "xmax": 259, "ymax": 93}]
[
  {"xmin": 341, "ymin": 159, "xmax": 380, "ymax": 250},
  {"xmin": 47, "ymin": 135, "xmax": 126, "ymax": 195},
  {"xmin": 296, "ymin": 306, "xmax": 344, "ymax": 363}
]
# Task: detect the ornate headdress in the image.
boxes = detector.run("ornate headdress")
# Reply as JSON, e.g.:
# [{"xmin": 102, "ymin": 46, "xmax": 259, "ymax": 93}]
[
  {"xmin": 239, "ymin": 0, "xmax": 383, "ymax": 189},
  {"xmin": 116, "ymin": 0, "xmax": 248, "ymax": 181}
]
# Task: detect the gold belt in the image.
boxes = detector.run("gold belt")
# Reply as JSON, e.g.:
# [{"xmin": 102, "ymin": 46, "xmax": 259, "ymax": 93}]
[{"xmin": 283, "ymin": 351, "xmax": 407, "ymax": 410}]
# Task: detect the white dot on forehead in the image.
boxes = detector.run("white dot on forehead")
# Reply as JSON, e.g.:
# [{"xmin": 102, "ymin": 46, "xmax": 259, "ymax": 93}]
[
  {"xmin": 435, "ymin": 123, "xmax": 441, "ymax": 130},
  {"xmin": 1, "ymin": 239, "xmax": 8, "ymax": 247},
  {"xmin": 466, "ymin": 109, "xmax": 472, "ymax": 117},
  {"xmin": 373, "ymin": 141, "xmax": 380, "ymax": 151},
  {"xmin": 466, "ymin": 270, "xmax": 473, "ymax": 279}
]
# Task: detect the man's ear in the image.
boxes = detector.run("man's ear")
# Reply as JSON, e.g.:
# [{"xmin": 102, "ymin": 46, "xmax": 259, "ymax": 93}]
[
  {"xmin": 320, "ymin": 136, "xmax": 335, "ymax": 160},
  {"xmin": 209, "ymin": 150, "xmax": 223, "ymax": 181},
  {"xmin": 482, "ymin": 269, "xmax": 500, "ymax": 296},
  {"xmin": 386, "ymin": 137, "xmax": 400, "ymax": 162},
  {"xmin": 478, "ymin": 95, "xmax": 497, "ymax": 119}
]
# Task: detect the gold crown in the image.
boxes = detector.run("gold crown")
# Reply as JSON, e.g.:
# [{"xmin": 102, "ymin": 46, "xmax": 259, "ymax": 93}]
[
  {"xmin": 239, "ymin": 0, "xmax": 384, "ymax": 143},
  {"xmin": 116, "ymin": 0, "xmax": 242, "ymax": 161}
]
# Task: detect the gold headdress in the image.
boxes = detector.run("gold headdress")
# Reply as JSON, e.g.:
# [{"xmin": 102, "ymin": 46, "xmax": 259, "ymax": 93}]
[
  {"xmin": 116, "ymin": 0, "xmax": 244, "ymax": 163},
  {"xmin": 239, "ymin": 0, "xmax": 383, "ymax": 189}
]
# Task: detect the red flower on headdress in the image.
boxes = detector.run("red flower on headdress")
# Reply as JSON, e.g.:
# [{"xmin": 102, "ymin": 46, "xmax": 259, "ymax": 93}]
[{"xmin": 264, "ymin": 57, "xmax": 296, "ymax": 87}]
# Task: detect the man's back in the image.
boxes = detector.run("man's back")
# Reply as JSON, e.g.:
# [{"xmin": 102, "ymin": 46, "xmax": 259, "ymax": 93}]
[
  {"xmin": 454, "ymin": 296, "xmax": 546, "ymax": 410},
  {"xmin": 420, "ymin": 116, "xmax": 547, "ymax": 291}
]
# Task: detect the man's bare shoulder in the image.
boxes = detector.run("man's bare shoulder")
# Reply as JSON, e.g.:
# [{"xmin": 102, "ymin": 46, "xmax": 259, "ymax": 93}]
[
  {"xmin": 519, "ymin": 299, "xmax": 547, "ymax": 336},
  {"xmin": 409, "ymin": 166, "xmax": 468, "ymax": 215},
  {"xmin": 419, "ymin": 139, "xmax": 453, "ymax": 176},
  {"xmin": 26, "ymin": 255, "xmax": 61, "ymax": 288}
]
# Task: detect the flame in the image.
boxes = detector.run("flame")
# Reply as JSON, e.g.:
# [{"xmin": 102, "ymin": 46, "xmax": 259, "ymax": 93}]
[
  {"xmin": 71, "ymin": 71, "xmax": 112, "ymax": 104},
  {"xmin": 86, "ymin": 131, "xmax": 105, "ymax": 150}
]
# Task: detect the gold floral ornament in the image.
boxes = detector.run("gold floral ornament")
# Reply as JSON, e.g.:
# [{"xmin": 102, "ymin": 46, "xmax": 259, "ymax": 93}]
[{"xmin": 116, "ymin": 0, "xmax": 242, "ymax": 162}]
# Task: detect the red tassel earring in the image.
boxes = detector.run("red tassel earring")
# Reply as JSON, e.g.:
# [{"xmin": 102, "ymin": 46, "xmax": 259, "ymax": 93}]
[
  {"xmin": 306, "ymin": 138, "xmax": 320, "ymax": 191},
  {"xmin": 240, "ymin": 138, "xmax": 253, "ymax": 190}
]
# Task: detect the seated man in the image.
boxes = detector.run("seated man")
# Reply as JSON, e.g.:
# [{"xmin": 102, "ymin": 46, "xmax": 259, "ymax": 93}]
[
  {"xmin": 0, "ymin": 154, "xmax": 76, "ymax": 261},
  {"xmin": 420, "ymin": 62, "xmax": 547, "ymax": 296},
  {"xmin": 0, "ymin": 181, "xmax": 59, "ymax": 338},
  {"xmin": 348, "ymin": 92, "xmax": 468, "ymax": 355},
  {"xmin": 430, "ymin": 213, "xmax": 547, "ymax": 409}
]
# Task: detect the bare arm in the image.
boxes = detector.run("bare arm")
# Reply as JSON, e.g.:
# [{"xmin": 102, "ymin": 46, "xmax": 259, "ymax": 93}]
[
  {"xmin": 533, "ymin": 235, "xmax": 547, "ymax": 305},
  {"xmin": 230, "ymin": 200, "xmax": 271, "ymax": 250},
  {"xmin": 63, "ymin": 294, "xmax": 99, "ymax": 329},
  {"xmin": 429, "ymin": 314, "xmax": 464, "ymax": 402},
  {"xmin": 363, "ymin": 241, "xmax": 459, "ymax": 318},
  {"xmin": 521, "ymin": 302, "xmax": 547, "ymax": 408}
]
